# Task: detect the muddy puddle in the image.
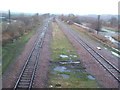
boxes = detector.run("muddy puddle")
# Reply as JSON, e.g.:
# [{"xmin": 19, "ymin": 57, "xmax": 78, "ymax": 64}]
[
  {"xmin": 50, "ymin": 57, "xmax": 97, "ymax": 88},
  {"xmin": 50, "ymin": 52, "xmax": 97, "ymax": 88},
  {"xmin": 60, "ymin": 54, "xmax": 78, "ymax": 58},
  {"xmin": 70, "ymin": 55, "xmax": 77, "ymax": 57},
  {"xmin": 60, "ymin": 74, "xmax": 69, "ymax": 79},
  {"xmin": 59, "ymin": 60, "xmax": 80, "ymax": 65},
  {"xmin": 52, "ymin": 59, "xmax": 87, "ymax": 79},
  {"xmin": 54, "ymin": 66, "xmax": 70, "ymax": 72},
  {"xmin": 103, "ymin": 46, "xmax": 120, "ymax": 58},
  {"xmin": 60, "ymin": 55, "xmax": 68, "ymax": 58},
  {"xmin": 111, "ymin": 51, "xmax": 120, "ymax": 58},
  {"xmin": 100, "ymin": 28, "xmax": 119, "ymax": 45},
  {"xmin": 88, "ymin": 75, "xmax": 95, "ymax": 80}
]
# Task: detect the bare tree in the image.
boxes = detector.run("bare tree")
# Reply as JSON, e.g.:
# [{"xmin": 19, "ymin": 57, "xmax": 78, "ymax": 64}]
[
  {"xmin": 89, "ymin": 15, "xmax": 101, "ymax": 34},
  {"xmin": 109, "ymin": 17, "xmax": 118, "ymax": 27}
]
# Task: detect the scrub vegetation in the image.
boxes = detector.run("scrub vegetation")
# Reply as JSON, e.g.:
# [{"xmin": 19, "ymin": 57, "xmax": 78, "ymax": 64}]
[
  {"xmin": 2, "ymin": 27, "xmax": 36, "ymax": 73},
  {"xmin": 2, "ymin": 13, "xmax": 49, "ymax": 73}
]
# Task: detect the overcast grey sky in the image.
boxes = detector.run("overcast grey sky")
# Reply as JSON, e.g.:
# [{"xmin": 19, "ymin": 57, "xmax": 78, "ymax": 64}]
[{"xmin": 0, "ymin": 0, "xmax": 119, "ymax": 15}]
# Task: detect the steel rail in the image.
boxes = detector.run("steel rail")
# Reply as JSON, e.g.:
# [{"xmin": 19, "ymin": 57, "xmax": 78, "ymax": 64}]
[
  {"xmin": 70, "ymin": 29, "xmax": 120, "ymax": 73},
  {"xmin": 70, "ymin": 30, "xmax": 120, "ymax": 82},
  {"xmin": 14, "ymin": 20, "xmax": 49, "ymax": 90}
]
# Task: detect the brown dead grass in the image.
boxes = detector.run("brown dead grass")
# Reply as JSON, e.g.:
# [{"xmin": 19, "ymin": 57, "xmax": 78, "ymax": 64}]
[
  {"xmin": 112, "ymin": 36, "xmax": 120, "ymax": 42},
  {"xmin": 2, "ymin": 31, "xmax": 22, "ymax": 45},
  {"xmin": 2, "ymin": 32, "xmax": 13, "ymax": 44}
]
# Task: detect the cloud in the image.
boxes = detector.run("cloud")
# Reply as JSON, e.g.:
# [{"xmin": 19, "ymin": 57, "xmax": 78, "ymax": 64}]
[{"xmin": 0, "ymin": 0, "xmax": 118, "ymax": 14}]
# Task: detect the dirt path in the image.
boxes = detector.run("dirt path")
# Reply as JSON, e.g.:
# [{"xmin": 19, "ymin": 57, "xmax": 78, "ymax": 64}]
[
  {"xmin": 2, "ymin": 21, "xmax": 52, "ymax": 88},
  {"xmin": 56, "ymin": 19, "xmax": 119, "ymax": 88}
]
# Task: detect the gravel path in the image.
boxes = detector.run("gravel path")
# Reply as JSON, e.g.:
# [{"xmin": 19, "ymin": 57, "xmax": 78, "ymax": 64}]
[{"xmin": 56, "ymin": 19, "xmax": 119, "ymax": 88}]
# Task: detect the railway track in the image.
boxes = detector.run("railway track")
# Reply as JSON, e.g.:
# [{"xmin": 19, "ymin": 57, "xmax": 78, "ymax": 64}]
[
  {"xmin": 13, "ymin": 20, "xmax": 50, "ymax": 90},
  {"xmin": 57, "ymin": 19, "xmax": 120, "ymax": 83},
  {"xmin": 74, "ymin": 23, "xmax": 120, "ymax": 55}
]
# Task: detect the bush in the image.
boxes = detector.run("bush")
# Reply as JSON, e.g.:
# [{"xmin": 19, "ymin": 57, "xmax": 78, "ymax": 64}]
[{"xmin": 2, "ymin": 14, "xmax": 45, "ymax": 45}]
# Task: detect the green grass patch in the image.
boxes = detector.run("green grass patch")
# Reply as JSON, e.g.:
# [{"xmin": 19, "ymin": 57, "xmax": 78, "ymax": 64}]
[
  {"xmin": 49, "ymin": 22, "xmax": 100, "ymax": 88},
  {"xmin": 2, "ymin": 27, "xmax": 36, "ymax": 73},
  {"xmin": 51, "ymin": 23, "xmax": 78, "ymax": 61}
]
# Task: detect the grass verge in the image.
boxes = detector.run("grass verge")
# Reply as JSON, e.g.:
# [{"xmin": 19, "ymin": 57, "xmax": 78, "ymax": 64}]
[
  {"xmin": 49, "ymin": 22, "xmax": 100, "ymax": 88},
  {"xmin": 2, "ymin": 27, "xmax": 37, "ymax": 73}
]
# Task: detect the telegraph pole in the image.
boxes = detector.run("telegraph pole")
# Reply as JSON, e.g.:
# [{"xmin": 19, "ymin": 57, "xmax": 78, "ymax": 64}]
[
  {"xmin": 97, "ymin": 15, "xmax": 101, "ymax": 34},
  {"xmin": 8, "ymin": 10, "xmax": 11, "ymax": 24}
]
